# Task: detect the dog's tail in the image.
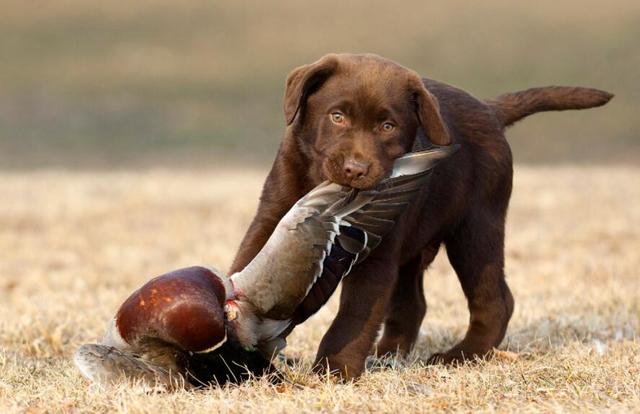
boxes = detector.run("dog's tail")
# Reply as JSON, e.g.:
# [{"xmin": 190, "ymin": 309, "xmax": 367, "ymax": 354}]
[{"xmin": 486, "ymin": 86, "xmax": 613, "ymax": 128}]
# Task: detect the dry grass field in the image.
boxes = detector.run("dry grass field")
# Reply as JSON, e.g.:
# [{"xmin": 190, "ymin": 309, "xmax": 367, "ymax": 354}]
[{"xmin": 1, "ymin": 165, "xmax": 639, "ymax": 413}]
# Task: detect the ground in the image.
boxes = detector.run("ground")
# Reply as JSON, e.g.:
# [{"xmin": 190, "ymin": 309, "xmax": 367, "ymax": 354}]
[{"xmin": 1, "ymin": 165, "xmax": 639, "ymax": 413}]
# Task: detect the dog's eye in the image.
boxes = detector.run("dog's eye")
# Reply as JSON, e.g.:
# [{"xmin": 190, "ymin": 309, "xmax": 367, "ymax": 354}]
[
  {"xmin": 382, "ymin": 122, "xmax": 395, "ymax": 132},
  {"xmin": 330, "ymin": 112, "xmax": 345, "ymax": 124}
]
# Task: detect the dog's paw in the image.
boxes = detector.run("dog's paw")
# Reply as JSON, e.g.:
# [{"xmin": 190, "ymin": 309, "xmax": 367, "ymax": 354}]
[
  {"xmin": 312, "ymin": 356, "xmax": 364, "ymax": 382},
  {"xmin": 426, "ymin": 349, "xmax": 482, "ymax": 366}
]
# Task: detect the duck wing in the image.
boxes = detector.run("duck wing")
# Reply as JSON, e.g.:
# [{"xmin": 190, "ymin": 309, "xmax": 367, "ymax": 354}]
[
  {"xmin": 231, "ymin": 146, "xmax": 458, "ymax": 329},
  {"xmin": 290, "ymin": 145, "xmax": 458, "ymax": 327}
]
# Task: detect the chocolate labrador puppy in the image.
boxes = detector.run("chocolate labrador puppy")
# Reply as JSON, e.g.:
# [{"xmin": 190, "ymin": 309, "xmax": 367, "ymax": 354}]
[{"xmin": 229, "ymin": 53, "xmax": 612, "ymax": 379}]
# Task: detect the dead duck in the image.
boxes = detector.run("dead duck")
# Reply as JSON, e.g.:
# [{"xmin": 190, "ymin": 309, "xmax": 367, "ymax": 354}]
[{"xmin": 74, "ymin": 146, "xmax": 457, "ymax": 388}]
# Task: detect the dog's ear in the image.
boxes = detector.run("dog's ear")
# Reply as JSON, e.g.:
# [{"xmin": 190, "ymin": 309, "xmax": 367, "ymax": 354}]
[
  {"xmin": 283, "ymin": 54, "xmax": 339, "ymax": 126},
  {"xmin": 409, "ymin": 75, "xmax": 451, "ymax": 146}
]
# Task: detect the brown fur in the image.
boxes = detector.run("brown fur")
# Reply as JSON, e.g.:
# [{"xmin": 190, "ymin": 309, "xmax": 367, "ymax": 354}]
[{"xmin": 229, "ymin": 53, "xmax": 613, "ymax": 379}]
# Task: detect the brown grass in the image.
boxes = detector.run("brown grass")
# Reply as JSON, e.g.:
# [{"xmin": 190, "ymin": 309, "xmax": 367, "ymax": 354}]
[{"xmin": 1, "ymin": 165, "xmax": 639, "ymax": 413}]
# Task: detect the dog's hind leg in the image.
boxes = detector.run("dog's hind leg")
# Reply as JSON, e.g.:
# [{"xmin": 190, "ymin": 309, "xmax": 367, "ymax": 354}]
[{"xmin": 429, "ymin": 209, "xmax": 514, "ymax": 364}]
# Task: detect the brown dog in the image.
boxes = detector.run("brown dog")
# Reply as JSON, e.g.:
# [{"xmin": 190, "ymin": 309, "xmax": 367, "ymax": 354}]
[{"xmin": 229, "ymin": 53, "xmax": 612, "ymax": 379}]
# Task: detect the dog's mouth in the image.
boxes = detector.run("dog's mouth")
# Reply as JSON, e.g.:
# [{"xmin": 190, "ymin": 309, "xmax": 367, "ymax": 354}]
[{"xmin": 321, "ymin": 158, "xmax": 386, "ymax": 190}]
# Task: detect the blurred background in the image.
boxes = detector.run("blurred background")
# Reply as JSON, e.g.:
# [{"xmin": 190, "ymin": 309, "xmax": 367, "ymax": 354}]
[{"xmin": 0, "ymin": 0, "xmax": 638, "ymax": 169}]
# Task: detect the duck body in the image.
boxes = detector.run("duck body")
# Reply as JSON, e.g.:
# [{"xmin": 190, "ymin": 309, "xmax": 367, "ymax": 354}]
[{"xmin": 74, "ymin": 146, "xmax": 457, "ymax": 388}]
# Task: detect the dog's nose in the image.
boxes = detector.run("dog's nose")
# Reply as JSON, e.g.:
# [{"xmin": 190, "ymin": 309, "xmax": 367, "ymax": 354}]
[{"xmin": 343, "ymin": 158, "xmax": 370, "ymax": 180}]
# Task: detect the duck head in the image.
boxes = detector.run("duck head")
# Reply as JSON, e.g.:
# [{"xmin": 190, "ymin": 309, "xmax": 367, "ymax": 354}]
[{"xmin": 109, "ymin": 266, "xmax": 228, "ymax": 353}]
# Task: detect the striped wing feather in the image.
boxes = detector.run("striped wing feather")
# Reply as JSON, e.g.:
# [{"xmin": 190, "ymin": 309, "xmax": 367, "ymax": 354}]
[{"xmin": 289, "ymin": 170, "xmax": 436, "ymax": 326}]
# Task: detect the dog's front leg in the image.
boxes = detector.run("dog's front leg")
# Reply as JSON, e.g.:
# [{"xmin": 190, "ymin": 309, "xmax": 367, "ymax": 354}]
[
  {"xmin": 314, "ymin": 255, "xmax": 398, "ymax": 380},
  {"xmin": 229, "ymin": 155, "xmax": 309, "ymax": 274}
]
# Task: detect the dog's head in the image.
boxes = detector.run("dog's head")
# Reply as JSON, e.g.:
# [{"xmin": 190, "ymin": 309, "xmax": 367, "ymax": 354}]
[{"xmin": 283, "ymin": 53, "xmax": 450, "ymax": 189}]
